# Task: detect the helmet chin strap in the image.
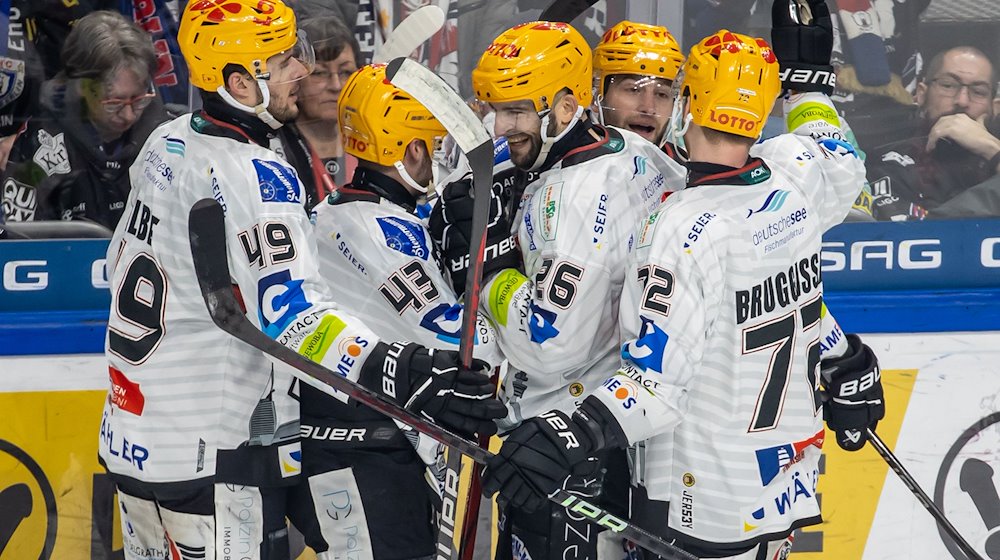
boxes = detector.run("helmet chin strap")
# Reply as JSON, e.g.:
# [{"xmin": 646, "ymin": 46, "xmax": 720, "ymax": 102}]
[
  {"xmin": 394, "ymin": 160, "xmax": 429, "ymax": 194},
  {"xmin": 216, "ymin": 78, "xmax": 283, "ymax": 130},
  {"xmin": 665, "ymin": 97, "xmax": 693, "ymax": 162},
  {"xmin": 528, "ymin": 105, "xmax": 585, "ymax": 171},
  {"xmin": 594, "ymin": 94, "xmax": 608, "ymax": 126}
]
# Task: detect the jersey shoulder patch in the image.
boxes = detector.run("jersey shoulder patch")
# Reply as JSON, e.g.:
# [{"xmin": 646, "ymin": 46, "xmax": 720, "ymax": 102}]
[{"xmin": 375, "ymin": 215, "xmax": 431, "ymax": 261}]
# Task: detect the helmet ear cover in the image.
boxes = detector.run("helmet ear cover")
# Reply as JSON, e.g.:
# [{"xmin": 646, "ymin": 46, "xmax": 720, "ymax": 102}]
[
  {"xmin": 679, "ymin": 30, "xmax": 781, "ymax": 139},
  {"xmin": 472, "ymin": 21, "xmax": 593, "ymax": 113}
]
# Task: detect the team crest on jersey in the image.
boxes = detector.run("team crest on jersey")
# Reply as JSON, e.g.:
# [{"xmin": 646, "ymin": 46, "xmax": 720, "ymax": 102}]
[
  {"xmin": 376, "ymin": 216, "xmax": 430, "ymax": 260},
  {"xmin": 33, "ymin": 130, "xmax": 71, "ymax": 177},
  {"xmin": 621, "ymin": 316, "xmax": 669, "ymax": 374},
  {"xmin": 253, "ymin": 159, "xmax": 301, "ymax": 204},
  {"xmin": 0, "ymin": 56, "xmax": 25, "ymax": 108}
]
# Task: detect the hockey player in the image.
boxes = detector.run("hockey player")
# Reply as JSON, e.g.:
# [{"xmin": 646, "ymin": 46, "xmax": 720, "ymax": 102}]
[
  {"xmin": 289, "ymin": 63, "xmax": 506, "ymax": 560},
  {"xmin": 592, "ymin": 20, "xmax": 685, "ymax": 145},
  {"xmin": 481, "ymin": 7, "xmax": 885, "ymax": 560},
  {"xmin": 430, "ymin": 21, "xmax": 686, "ymax": 560},
  {"xmin": 99, "ymin": 1, "xmax": 503, "ymax": 558}
]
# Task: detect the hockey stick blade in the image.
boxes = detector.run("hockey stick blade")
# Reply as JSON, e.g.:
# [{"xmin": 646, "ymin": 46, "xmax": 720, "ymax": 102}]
[
  {"xmin": 386, "ymin": 57, "xmax": 490, "ymax": 154},
  {"xmin": 385, "ymin": 55, "xmax": 494, "ymax": 560},
  {"xmin": 867, "ymin": 429, "xmax": 984, "ymax": 560},
  {"xmin": 188, "ymin": 198, "xmax": 699, "ymax": 560},
  {"xmin": 373, "ymin": 5, "xmax": 445, "ymax": 63},
  {"xmin": 539, "ymin": 0, "xmax": 599, "ymax": 22}
]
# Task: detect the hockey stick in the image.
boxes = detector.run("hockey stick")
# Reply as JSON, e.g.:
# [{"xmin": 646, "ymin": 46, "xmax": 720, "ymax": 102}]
[
  {"xmin": 866, "ymin": 429, "xmax": 985, "ymax": 560},
  {"xmin": 187, "ymin": 199, "xmax": 700, "ymax": 560},
  {"xmin": 372, "ymin": 5, "xmax": 445, "ymax": 63},
  {"xmin": 385, "ymin": 55, "xmax": 493, "ymax": 560},
  {"xmin": 538, "ymin": 0, "xmax": 600, "ymax": 22}
]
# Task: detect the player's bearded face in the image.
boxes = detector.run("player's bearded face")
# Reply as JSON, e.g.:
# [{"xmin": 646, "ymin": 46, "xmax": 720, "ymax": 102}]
[
  {"xmin": 265, "ymin": 51, "xmax": 311, "ymax": 123},
  {"xmin": 601, "ymin": 75, "xmax": 673, "ymax": 143},
  {"xmin": 491, "ymin": 101, "xmax": 543, "ymax": 169}
]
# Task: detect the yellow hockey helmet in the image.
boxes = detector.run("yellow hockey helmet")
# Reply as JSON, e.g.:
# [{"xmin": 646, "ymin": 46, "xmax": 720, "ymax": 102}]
[
  {"xmin": 472, "ymin": 21, "xmax": 593, "ymax": 112},
  {"xmin": 179, "ymin": 0, "xmax": 299, "ymax": 90},
  {"xmin": 680, "ymin": 30, "xmax": 780, "ymax": 139},
  {"xmin": 593, "ymin": 21, "xmax": 684, "ymax": 98},
  {"xmin": 338, "ymin": 64, "xmax": 447, "ymax": 167}
]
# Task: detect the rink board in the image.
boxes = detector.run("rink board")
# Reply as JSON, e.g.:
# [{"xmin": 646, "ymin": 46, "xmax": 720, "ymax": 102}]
[{"xmin": 1, "ymin": 334, "xmax": 998, "ymax": 559}]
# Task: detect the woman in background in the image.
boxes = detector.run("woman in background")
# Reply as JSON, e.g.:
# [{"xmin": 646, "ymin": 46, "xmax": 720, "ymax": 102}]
[{"xmin": 283, "ymin": 15, "xmax": 361, "ymax": 209}]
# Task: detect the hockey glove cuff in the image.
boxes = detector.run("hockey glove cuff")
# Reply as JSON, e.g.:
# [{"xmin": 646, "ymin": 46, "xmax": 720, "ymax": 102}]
[
  {"xmin": 429, "ymin": 174, "xmax": 521, "ymax": 295},
  {"xmin": 771, "ymin": 0, "xmax": 836, "ymax": 94},
  {"xmin": 821, "ymin": 334, "xmax": 885, "ymax": 451},
  {"xmin": 359, "ymin": 342, "xmax": 506, "ymax": 438}
]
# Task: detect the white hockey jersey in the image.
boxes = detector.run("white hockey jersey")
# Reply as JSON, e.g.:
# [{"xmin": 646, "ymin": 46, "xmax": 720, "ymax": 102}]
[
  {"xmin": 594, "ymin": 123, "xmax": 865, "ymax": 547},
  {"xmin": 100, "ymin": 113, "xmax": 382, "ymax": 484},
  {"xmin": 479, "ymin": 123, "xmax": 686, "ymax": 429},
  {"xmin": 312, "ymin": 182, "xmax": 502, "ymax": 368}
]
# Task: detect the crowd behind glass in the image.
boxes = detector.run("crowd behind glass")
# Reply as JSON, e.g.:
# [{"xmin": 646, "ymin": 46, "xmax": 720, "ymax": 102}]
[{"xmin": 0, "ymin": 0, "xmax": 997, "ymax": 240}]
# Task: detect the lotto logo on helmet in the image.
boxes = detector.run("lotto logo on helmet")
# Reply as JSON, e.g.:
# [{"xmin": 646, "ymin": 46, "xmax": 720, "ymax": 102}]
[{"xmin": 708, "ymin": 109, "xmax": 758, "ymax": 132}]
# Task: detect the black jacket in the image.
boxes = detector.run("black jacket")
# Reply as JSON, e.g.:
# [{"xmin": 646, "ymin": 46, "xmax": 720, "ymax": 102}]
[
  {"xmin": 867, "ymin": 135, "xmax": 996, "ymax": 221},
  {"xmin": 1, "ymin": 79, "xmax": 167, "ymax": 229}
]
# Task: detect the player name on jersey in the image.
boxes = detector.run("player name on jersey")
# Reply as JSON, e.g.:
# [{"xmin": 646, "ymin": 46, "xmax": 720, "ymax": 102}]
[{"xmin": 736, "ymin": 252, "xmax": 822, "ymax": 325}]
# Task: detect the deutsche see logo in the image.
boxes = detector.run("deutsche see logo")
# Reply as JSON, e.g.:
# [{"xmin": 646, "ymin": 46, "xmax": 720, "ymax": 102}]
[{"xmin": 0, "ymin": 439, "xmax": 57, "ymax": 558}]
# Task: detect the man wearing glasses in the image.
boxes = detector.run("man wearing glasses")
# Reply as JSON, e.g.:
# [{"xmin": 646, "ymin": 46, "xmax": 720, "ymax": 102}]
[
  {"xmin": 0, "ymin": 11, "xmax": 168, "ymax": 231},
  {"xmin": 867, "ymin": 45, "xmax": 1000, "ymax": 221}
]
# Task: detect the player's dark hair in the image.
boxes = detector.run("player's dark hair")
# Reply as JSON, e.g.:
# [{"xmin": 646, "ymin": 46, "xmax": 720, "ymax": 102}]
[{"xmin": 702, "ymin": 127, "xmax": 757, "ymax": 149}]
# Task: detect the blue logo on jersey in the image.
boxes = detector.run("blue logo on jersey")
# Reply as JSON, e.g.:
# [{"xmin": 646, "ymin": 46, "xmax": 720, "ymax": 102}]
[
  {"xmin": 621, "ymin": 316, "xmax": 668, "ymax": 374},
  {"xmin": 528, "ymin": 303, "xmax": 559, "ymax": 344},
  {"xmin": 754, "ymin": 431, "xmax": 824, "ymax": 486},
  {"xmin": 817, "ymin": 137, "xmax": 857, "ymax": 158},
  {"xmin": 494, "ymin": 137, "xmax": 511, "ymax": 164},
  {"xmin": 257, "ymin": 270, "xmax": 311, "ymax": 338},
  {"xmin": 419, "ymin": 302, "xmax": 481, "ymax": 345},
  {"xmin": 376, "ymin": 216, "xmax": 430, "ymax": 260},
  {"xmin": 253, "ymin": 159, "xmax": 302, "ymax": 204},
  {"xmin": 747, "ymin": 189, "xmax": 790, "ymax": 218}
]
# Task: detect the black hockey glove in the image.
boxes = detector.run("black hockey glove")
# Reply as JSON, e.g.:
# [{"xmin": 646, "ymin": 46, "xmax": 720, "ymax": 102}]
[
  {"xmin": 482, "ymin": 397, "xmax": 624, "ymax": 512},
  {"xmin": 359, "ymin": 342, "xmax": 507, "ymax": 438},
  {"xmin": 771, "ymin": 0, "xmax": 836, "ymax": 94},
  {"xmin": 821, "ymin": 334, "xmax": 885, "ymax": 452},
  {"xmin": 428, "ymin": 174, "xmax": 520, "ymax": 296}
]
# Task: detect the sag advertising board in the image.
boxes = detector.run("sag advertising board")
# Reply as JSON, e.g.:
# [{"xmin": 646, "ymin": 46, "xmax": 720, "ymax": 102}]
[{"xmin": 1, "ymin": 219, "xmax": 1000, "ymax": 558}]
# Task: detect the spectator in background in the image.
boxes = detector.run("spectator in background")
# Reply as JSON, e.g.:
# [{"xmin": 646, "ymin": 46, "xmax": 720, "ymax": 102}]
[
  {"xmin": 867, "ymin": 46, "xmax": 1000, "ymax": 221},
  {"xmin": 280, "ymin": 16, "xmax": 361, "ymax": 209},
  {"xmin": 0, "ymin": 11, "xmax": 166, "ymax": 229}
]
